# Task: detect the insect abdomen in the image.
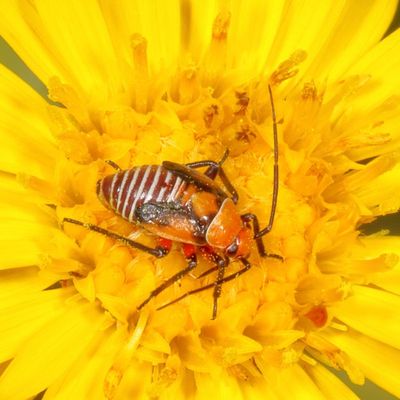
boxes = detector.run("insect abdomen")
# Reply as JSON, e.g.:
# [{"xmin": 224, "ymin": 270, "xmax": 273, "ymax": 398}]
[{"xmin": 96, "ymin": 165, "xmax": 188, "ymax": 222}]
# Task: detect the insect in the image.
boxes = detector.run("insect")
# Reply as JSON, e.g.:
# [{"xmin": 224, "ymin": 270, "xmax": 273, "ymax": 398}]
[{"xmin": 63, "ymin": 86, "xmax": 279, "ymax": 319}]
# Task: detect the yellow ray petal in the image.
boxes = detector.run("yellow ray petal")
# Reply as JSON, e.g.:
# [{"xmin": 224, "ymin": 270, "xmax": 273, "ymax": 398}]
[
  {"xmin": 0, "ymin": 302, "xmax": 105, "ymax": 400},
  {"xmin": 241, "ymin": 376, "xmax": 280, "ymax": 400},
  {"xmin": 195, "ymin": 370, "xmax": 243, "ymax": 400},
  {"xmin": 220, "ymin": 0, "xmax": 285, "ymax": 76},
  {"xmin": 175, "ymin": 332, "xmax": 220, "ymax": 374},
  {"xmin": 0, "ymin": 239, "xmax": 43, "ymax": 269},
  {"xmin": 303, "ymin": 363, "xmax": 360, "ymax": 400},
  {"xmin": 305, "ymin": 0, "xmax": 397, "ymax": 80},
  {"xmin": 332, "ymin": 155, "xmax": 400, "ymax": 216},
  {"xmin": 264, "ymin": 1, "xmax": 344, "ymax": 79},
  {"xmin": 179, "ymin": 0, "xmax": 220, "ymax": 61},
  {"xmin": 0, "ymin": 288, "xmax": 73, "ymax": 362},
  {"xmin": 331, "ymin": 285, "xmax": 400, "ymax": 350},
  {"xmin": 113, "ymin": 360, "xmax": 152, "ymax": 400},
  {"xmin": 261, "ymin": 364, "xmax": 326, "ymax": 400},
  {"xmin": 347, "ymin": 28, "xmax": 400, "ymax": 110},
  {"xmin": 101, "ymin": 0, "xmax": 181, "ymax": 73},
  {"xmin": 0, "ymin": 267, "xmax": 55, "ymax": 301},
  {"xmin": 340, "ymin": 236, "xmax": 400, "ymax": 296},
  {"xmin": 0, "ymin": 218, "xmax": 56, "ymax": 269},
  {"xmin": 0, "ymin": 0, "xmax": 123, "ymax": 101},
  {"xmin": 44, "ymin": 327, "xmax": 125, "ymax": 400},
  {"xmin": 351, "ymin": 163, "xmax": 400, "ymax": 216},
  {"xmin": 321, "ymin": 328, "xmax": 400, "ymax": 398},
  {"xmin": 0, "ymin": 2, "xmax": 69, "ymax": 86},
  {"xmin": 0, "ymin": 65, "xmax": 57, "ymax": 178},
  {"xmin": 325, "ymin": 27, "xmax": 400, "ymax": 162},
  {"xmin": 33, "ymin": 0, "xmax": 123, "ymax": 99}
]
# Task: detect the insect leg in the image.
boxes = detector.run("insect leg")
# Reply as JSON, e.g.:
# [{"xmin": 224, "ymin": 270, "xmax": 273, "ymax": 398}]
[
  {"xmin": 186, "ymin": 151, "xmax": 238, "ymax": 204},
  {"xmin": 255, "ymin": 85, "xmax": 279, "ymax": 238},
  {"xmin": 186, "ymin": 149, "xmax": 229, "ymax": 178},
  {"xmin": 137, "ymin": 244, "xmax": 197, "ymax": 310},
  {"xmin": 212, "ymin": 254, "xmax": 228, "ymax": 320},
  {"xmin": 105, "ymin": 160, "xmax": 122, "ymax": 171},
  {"xmin": 62, "ymin": 218, "xmax": 169, "ymax": 258},
  {"xmin": 157, "ymin": 258, "xmax": 251, "ymax": 315},
  {"xmin": 241, "ymin": 213, "xmax": 282, "ymax": 260}
]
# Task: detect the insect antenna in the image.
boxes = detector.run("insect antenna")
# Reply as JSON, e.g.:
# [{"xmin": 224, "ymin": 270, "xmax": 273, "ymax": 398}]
[{"xmin": 254, "ymin": 85, "xmax": 279, "ymax": 238}]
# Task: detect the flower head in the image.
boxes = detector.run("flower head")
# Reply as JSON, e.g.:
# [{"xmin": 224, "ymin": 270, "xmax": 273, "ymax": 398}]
[{"xmin": 1, "ymin": 1, "xmax": 400, "ymax": 399}]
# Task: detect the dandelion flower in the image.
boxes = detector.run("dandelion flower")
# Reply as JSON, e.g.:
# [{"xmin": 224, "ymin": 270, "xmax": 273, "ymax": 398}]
[{"xmin": 1, "ymin": 1, "xmax": 400, "ymax": 399}]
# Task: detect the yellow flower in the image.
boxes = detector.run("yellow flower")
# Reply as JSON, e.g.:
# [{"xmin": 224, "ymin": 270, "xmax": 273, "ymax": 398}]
[{"xmin": 1, "ymin": 1, "xmax": 400, "ymax": 399}]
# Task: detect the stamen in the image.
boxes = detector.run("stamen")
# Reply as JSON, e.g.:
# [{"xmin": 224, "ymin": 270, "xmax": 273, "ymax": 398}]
[
  {"xmin": 203, "ymin": 11, "xmax": 231, "ymax": 83},
  {"xmin": 131, "ymin": 33, "xmax": 148, "ymax": 77},
  {"xmin": 270, "ymin": 50, "xmax": 307, "ymax": 86},
  {"xmin": 104, "ymin": 309, "xmax": 149, "ymax": 399},
  {"xmin": 131, "ymin": 33, "xmax": 149, "ymax": 112},
  {"xmin": 171, "ymin": 59, "xmax": 200, "ymax": 104},
  {"xmin": 48, "ymin": 76, "xmax": 92, "ymax": 131},
  {"xmin": 212, "ymin": 11, "xmax": 230, "ymax": 40}
]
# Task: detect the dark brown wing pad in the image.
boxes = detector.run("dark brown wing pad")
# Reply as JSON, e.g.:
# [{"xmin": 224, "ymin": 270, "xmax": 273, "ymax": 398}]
[{"xmin": 162, "ymin": 161, "xmax": 227, "ymax": 200}]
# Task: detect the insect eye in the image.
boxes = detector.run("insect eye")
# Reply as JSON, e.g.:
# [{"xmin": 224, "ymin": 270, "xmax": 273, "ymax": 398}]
[{"xmin": 226, "ymin": 241, "xmax": 238, "ymax": 257}]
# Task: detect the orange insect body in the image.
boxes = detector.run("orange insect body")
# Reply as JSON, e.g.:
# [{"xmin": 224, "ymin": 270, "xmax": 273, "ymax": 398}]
[{"xmin": 97, "ymin": 162, "xmax": 252, "ymax": 259}]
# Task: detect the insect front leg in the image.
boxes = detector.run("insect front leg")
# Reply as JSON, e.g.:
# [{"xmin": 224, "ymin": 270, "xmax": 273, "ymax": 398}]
[
  {"xmin": 137, "ymin": 244, "xmax": 198, "ymax": 310},
  {"xmin": 62, "ymin": 218, "xmax": 169, "ymax": 258},
  {"xmin": 241, "ymin": 213, "xmax": 283, "ymax": 260}
]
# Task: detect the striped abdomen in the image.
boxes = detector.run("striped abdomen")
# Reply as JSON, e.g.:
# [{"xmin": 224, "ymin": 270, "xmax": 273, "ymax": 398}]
[{"xmin": 97, "ymin": 165, "xmax": 190, "ymax": 222}]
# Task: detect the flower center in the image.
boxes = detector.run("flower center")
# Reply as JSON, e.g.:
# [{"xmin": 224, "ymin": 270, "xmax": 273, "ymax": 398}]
[{"xmin": 25, "ymin": 15, "xmax": 395, "ymax": 394}]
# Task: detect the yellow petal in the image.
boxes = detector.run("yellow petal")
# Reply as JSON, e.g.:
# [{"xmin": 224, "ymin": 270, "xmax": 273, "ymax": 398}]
[
  {"xmin": 0, "ymin": 0, "xmax": 121, "ymax": 101},
  {"xmin": 0, "ymin": 174, "xmax": 65, "ymax": 269},
  {"xmin": 195, "ymin": 370, "xmax": 243, "ymax": 400},
  {"xmin": 0, "ymin": 267, "xmax": 54, "ymax": 301},
  {"xmin": 101, "ymin": 0, "xmax": 181, "ymax": 73},
  {"xmin": 175, "ymin": 332, "xmax": 220, "ymax": 374},
  {"xmin": 356, "ymin": 163, "xmax": 400, "ymax": 215},
  {"xmin": 332, "ymin": 285, "xmax": 400, "ymax": 350},
  {"xmin": 241, "ymin": 376, "xmax": 280, "ymax": 400},
  {"xmin": 303, "ymin": 363, "xmax": 360, "ymax": 400},
  {"xmin": 0, "ymin": 302, "xmax": 105, "ymax": 400},
  {"xmin": 0, "ymin": 65, "xmax": 57, "ymax": 178},
  {"xmin": 0, "ymin": 288, "xmax": 72, "ymax": 362},
  {"xmin": 0, "ymin": 2, "xmax": 68, "ymax": 86},
  {"xmin": 261, "ymin": 364, "xmax": 326, "ymax": 400},
  {"xmin": 348, "ymin": 28, "xmax": 400, "ymax": 110},
  {"xmin": 44, "ymin": 328, "xmax": 125, "ymax": 400},
  {"xmin": 305, "ymin": 0, "xmax": 397, "ymax": 80},
  {"xmin": 321, "ymin": 328, "xmax": 400, "ymax": 398},
  {"xmin": 265, "ymin": 1, "xmax": 343, "ymax": 79},
  {"xmin": 0, "ymin": 238, "xmax": 44, "ymax": 269}
]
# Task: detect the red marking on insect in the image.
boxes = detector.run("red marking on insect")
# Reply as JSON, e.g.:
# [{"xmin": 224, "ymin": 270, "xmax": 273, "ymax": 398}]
[
  {"xmin": 305, "ymin": 305, "xmax": 328, "ymax": 328},
  {"xmin": 157, "ymin": 237, "xmax": 173, "ymax": 253},
  {"xmin": 63, "ymin": 86, "xmax": 280, "ymax": 319},
  {"xmin": 182, "ymin": 243, "xmax": 196, "ymax": 259}
]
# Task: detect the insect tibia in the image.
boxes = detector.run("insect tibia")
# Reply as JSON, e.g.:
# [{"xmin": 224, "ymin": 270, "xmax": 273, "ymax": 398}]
[{"xmin": 262, "ymin": 252, "xmax": 284, "ymax": 261}]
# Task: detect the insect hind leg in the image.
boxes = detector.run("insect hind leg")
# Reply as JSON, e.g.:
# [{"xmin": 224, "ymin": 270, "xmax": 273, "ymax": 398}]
[
  {"xmin": 186, "ymin": 150, "xmax": 238, "ymax": 204},
  {"xmin": 62, "ymin": 218, "xmax": 169, "ymax": 258}
]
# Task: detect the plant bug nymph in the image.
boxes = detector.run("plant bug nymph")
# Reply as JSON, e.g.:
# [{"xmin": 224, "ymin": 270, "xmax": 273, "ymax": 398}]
[{"xmin": 63, "ymin": 86, "xmax": 280, "ymax": 319}]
